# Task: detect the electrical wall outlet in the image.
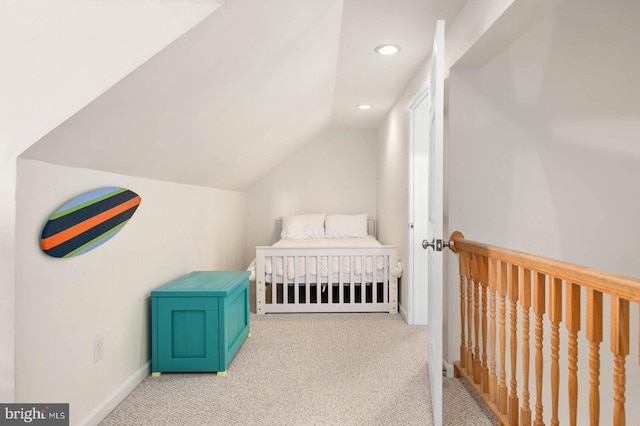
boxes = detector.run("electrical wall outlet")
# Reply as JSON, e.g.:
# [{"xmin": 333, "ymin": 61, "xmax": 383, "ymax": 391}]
[{"xmin": 94, "ymin": 335, "xmax": 104, "ymax": 363}]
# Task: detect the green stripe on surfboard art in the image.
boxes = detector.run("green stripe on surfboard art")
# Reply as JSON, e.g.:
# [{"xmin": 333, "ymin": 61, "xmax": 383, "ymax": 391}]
[{"xmin": 40, "ymin": 187, "xmax": 142, "ymax": 258}]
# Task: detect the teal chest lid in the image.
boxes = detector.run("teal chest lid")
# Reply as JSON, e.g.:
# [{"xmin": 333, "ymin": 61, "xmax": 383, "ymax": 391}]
[{"xmin": 152, "ymin": 272, "xmax": 251, "ymax": 297}]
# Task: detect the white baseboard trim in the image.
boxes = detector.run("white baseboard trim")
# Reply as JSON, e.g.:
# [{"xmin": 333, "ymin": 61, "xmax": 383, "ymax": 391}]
[
  {"xmin": 80, "ymin": 361, "xmax": 150, "ymax": 426},
  {"xmin": 399, "ymin": 304, "xmax": 408, "ymax": 323},
  {"xmin": 442, "ymin": 359, "xmax": 454, "ymax": 378}
]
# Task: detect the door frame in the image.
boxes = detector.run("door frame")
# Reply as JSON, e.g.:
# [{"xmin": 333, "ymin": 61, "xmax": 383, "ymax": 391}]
[{"xmin": 407, "ymin": 87, "xmax": 430, "ymax": 326}]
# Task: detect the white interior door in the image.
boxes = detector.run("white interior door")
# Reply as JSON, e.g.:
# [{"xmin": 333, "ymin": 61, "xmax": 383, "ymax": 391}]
[{"xmin": 425, "ymin": 20, "xmax": 445, "ymax": 426}]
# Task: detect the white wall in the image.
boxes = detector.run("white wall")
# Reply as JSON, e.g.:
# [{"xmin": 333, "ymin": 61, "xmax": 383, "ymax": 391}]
[
  {"xmin": 15, "ymin": 159, "xmax": 246, "ymax": 424},
  {"xmin": 245, "ymin": 127, "xmax": 377, "ymax": 262},
  {"xmin": 0, "ymin": 0, "xmax": 224, "ymax": 402},
  {"xmin": 447, "ymin": 0, "xmax": 640, "ymax": 422}
]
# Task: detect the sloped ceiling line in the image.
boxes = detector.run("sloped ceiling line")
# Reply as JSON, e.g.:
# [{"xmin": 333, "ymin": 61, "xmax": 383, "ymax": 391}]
[
  {"xmin": 21, "ymin": 0, "xmax": 467, "ymax": 191},
  {"xmin": 23, "ymin": 0, "xmax": 345, "ymax": 191}
]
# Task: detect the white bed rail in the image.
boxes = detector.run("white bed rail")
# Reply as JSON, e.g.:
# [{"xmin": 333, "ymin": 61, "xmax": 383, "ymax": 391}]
[{"xmin": 255, "ymin": 246, "xmax": 398, "ymax": 314}]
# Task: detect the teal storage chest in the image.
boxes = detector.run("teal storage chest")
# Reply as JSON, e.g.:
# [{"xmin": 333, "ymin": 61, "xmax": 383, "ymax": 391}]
[{"xmin": 151, "ymin": 271, "xmax": 250, "ymax": 376}]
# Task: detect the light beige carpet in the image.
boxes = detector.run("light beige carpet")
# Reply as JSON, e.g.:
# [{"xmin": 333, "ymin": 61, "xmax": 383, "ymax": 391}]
[{"xmin": 100, "ymin": 313, "xmax": 495, "ymax": 425}]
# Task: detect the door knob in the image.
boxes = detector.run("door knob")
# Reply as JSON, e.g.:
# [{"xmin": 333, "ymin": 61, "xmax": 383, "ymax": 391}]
[
  {"xmin": 422, "ymin": 239, "xmax": 453, "ymax": 251},
  {"xmin": 422, "ymin": 239, "xmax": 435, "ymax": 250}
]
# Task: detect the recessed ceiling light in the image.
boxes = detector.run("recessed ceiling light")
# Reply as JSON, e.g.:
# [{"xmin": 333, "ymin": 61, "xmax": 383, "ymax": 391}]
[
  {"xmin": 375, "ymin": 44, "xmax": 401, "ymax": 55},
  {"xmin": 357, "ymin": 104, "xmax": 372, "ymax": 110}
]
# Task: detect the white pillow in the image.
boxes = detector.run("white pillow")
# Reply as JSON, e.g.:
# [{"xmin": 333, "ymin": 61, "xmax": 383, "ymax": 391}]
[
  {"xmin": 280, "ymin": 213, "xmax": 326, "ymax": 239},
  {"xmin": 325, "ymin": 214, "xmax": 368, "ymax": 238}
]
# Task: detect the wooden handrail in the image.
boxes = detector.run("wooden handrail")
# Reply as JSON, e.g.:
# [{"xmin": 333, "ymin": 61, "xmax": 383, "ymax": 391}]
[
  {"xmin": 450, "ymin": 232, "xmax": 640, "ymax": 303},
  {"xmin": 449, "ymin": 231, "xmax": 639, "ymax": 426}
]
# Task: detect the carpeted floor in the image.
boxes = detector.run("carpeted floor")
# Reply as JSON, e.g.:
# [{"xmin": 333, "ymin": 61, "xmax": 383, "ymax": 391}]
[{"xmin": 100, "ymin": 313, "xmax": 495, "ymax": 425}]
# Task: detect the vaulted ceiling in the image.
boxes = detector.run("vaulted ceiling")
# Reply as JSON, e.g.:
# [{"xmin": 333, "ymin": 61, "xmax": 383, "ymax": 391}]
[{"xmin": 20, "ymin": 0, "xmax": 466, "ymax": 190}]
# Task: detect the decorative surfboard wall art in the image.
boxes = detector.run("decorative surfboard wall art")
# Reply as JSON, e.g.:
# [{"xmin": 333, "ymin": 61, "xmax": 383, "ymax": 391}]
[{"xmin": 40, "ymin": 187, "xmax": 142, "ymax": 258}]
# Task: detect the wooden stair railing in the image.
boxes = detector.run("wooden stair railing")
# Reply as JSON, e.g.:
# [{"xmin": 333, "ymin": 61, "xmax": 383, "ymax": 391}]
[{"xmin": 449, "ymin": 232, "xmax": 640, "ymax": 426}]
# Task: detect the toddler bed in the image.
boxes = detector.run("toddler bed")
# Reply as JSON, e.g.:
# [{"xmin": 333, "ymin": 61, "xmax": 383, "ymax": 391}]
[{"xmin": 248, "ymin": 214, "xmax": 400, "ymax": 314}]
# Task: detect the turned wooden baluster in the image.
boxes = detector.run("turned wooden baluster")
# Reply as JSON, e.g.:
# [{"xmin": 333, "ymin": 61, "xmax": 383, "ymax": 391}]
[
  {"xmin": 498, "ymin": 261, "xmax": 509, "ymax": 415},
  {"xmin": 566, "ymin": 282, "xmax": 581, "ymax": 426},
  {"xmin": 489, "ymin": 258, "xmax": 498, "ymax": 404},
  {"xmin": 520, "ymin": 268, "xmax": 532, "ymax": 426},
  {"xmin": 610, "ymin": 296, "xmax": 629, "ymax": 426},
  {"xmin": 586, "ymin": 289, "xmax": 603, "ymax": 426},
  {"xmin": 508, "ymin": 264, "xmax": 520, "ymax": 426},
  {"xmin": 450, "ymin": 233, "xmax": 640, "ymax": 426},
  {"xmin": 549, "ymin": 277, "xmax": 563, "ymax": 426},
  {"xmin": 467, "ymin": 253, "xmax": 475, "ymax": 377},
  {"xmin": 533, "ymin": 272, "xmax": 546, "ymax": 426},
  {"xmin": 481, "ymin": 256, "xmax": 490, "ymax": 394},
  {"xmin": 459, "ymin": 251, "xmax": 468, "ymax": 370},
  {"xmin": 474, "ymin": 254, "xmax": 482, "ymax": 385}
]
